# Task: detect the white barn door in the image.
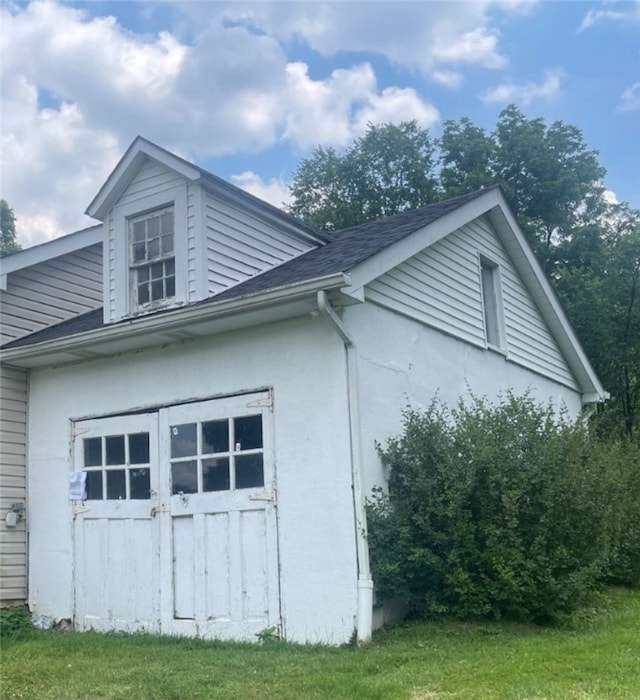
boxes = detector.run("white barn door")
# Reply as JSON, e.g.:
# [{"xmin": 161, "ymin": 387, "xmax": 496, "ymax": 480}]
[
  {"xmin": 158, "ymin": 392, "xmax": 281, "ymax": 640},
  {"xmin": 73, "ymin": 412, "xmax": 161, "ymax": 633},
  {"xmin": 72, "ymin": 394, "xmax": 280, "ymax": 640}
]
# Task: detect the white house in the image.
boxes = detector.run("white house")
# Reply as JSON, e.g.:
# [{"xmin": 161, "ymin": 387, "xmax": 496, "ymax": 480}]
[{"xmin": 0, "ymin": 137, "xmax": 605, "ymax": 643}]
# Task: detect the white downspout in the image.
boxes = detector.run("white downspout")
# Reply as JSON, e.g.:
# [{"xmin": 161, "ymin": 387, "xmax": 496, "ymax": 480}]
[{"xmin": 317, "ymin": 290, "xmax": 373, "ymax": 644}]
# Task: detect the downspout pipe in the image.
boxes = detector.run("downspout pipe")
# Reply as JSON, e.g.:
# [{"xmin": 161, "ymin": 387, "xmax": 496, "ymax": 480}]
[{"xmin": 317, "ymin": 290, "xmax": 373, "ymax": 644}]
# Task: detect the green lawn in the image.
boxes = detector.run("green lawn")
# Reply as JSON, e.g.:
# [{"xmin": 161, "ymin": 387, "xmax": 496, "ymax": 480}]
[{"xmin": 2, "ymin": 589, "xmax": 639, "ymax": 700}]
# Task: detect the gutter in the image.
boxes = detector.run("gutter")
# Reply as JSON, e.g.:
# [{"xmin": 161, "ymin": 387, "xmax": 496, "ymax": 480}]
[
  {"xmin": 316, "ymin": 290, "xmax": 373, "ymax": 644},
  {"xmin": 1, "ymin": 273, "xmax": 349, "ymax": 366}
]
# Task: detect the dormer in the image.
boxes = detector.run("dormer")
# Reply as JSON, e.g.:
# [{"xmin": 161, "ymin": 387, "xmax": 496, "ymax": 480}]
[{"xmin": 86, "ymin": 137, "xmax": 325, "ymax": 325}]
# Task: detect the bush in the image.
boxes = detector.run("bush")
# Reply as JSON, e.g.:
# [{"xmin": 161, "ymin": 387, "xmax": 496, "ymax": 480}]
[
  {"xmin": 600, "ymin": 438, "xmax": 640, "ymax": 587},
  {"xmin": 0, "ymin": 606, "xmax": 32, "ymax": 640},
  {"xmin": 367, "ymin": 393, "xmax": 621, "ymax": 624}
]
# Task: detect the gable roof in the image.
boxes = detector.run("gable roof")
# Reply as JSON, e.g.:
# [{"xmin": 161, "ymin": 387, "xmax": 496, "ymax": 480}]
[
  {"xmin": 86, "ymin": 136, "xmax": 327, "ymax": 246},
  {"xmin": 1, "ymin": 189, "xmax": 487, "ymax": 350},
  {"xmin": 0, "ymin": 167, "xmax": 606, "ymax": 403}
]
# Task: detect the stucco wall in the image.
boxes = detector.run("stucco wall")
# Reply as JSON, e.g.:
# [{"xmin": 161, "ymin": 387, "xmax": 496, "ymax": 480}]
[
  {"xmin": 345, "ymin": 301, "xmax": 584, "ymax": 496},
  {"xmin": 26, "ymin": 314, "xmax": 359, "ymax": 643}
]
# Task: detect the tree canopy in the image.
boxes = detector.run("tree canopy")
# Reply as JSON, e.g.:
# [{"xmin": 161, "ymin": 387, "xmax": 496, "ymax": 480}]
[
  {"xmin": 288, "ymin": 106, "xmax": 639, "ymax": 438},
  {"xmin": 288, "ymin": 121, "xmax": 438, "ymax": 230},
  {"xmin": 0, "ymin": 199, "xmax": 21, "ymax": 256}
]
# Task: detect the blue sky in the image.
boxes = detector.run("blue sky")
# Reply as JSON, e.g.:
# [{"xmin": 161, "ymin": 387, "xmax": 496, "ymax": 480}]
[{"xmin": 2, "ymin": 0, "xmax": 639, "ymax": 247}]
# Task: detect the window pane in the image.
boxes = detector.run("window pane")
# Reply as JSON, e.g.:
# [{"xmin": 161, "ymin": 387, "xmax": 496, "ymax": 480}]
[
  {"xmin": 235, "ymin": 454, "xmax": 264, "ymax": 489},
  {"xmin": 129, "ymin": 433, "xmax": 149, "ymax": 464},
  {"xmin": 105, "ymin": 435, "xmax": 125, "ymax": 465},
  {"xmin": 137, "ymin": 266, "xmax": 150, "ymax": 283},
  {"xmin": 106, "ymin": 469, "xmax": 126, "ymax": 499},
  {"xmin": 162, "ymin": 234, "xmax": 174, "ymax": 255},
  {"xmin": 151, "ymin": 279, "xmax": 164, "ymax": 301},
  {"xmin": 171, "ymin": 460, "xmax": 197, "ymax": 495},
  {"xmin": 84, "ymin": 438, "xmax": 102, "ymax": 467},
  {"xmin": 138, "ymin": 283, "xmax": 150, "ymax": 305},
  {"xmin": 165, "ymin": 258, "xmax": 175, "ymax": 275},
  {"xmin": 147, "ymin": 216, "xmax": 160, "ymax": 237},
  {"xmin": 151, "ymin": 262, "xmax": 163, "ymax": 279},
  {"xmin": 166, "ymin": 276, "xmax": 175, "ymax": 298},
  {"xmin": 85, "ymin": 471, "xmax": 103, "ymax": 500},
  {"xmin": 133, "ymin": 242, "xmax": 146, "ymax": 263},
  {"xmin": 203, "ymin": 457, "xmax": 230, "ymax": 492},
  {"xmin": 130, "ymin": 468, "xmax": 150, "ymax": 499},
  {"xmin": 171, "ymin": 423, "xmax": 197, "ymax": 458},
  {"xmin": 202, "ymin": 420, "xmax": 229, "ymax": 453},
  {"xmin": 148, "ymin": 237, "xmax": 160, "ymax": 259},
  {"xmin": 234, "ymin": 415, "xmax": 263, "ymax": 451},
  {"xmin": 161, "ymin": 211, "xmax": 173, "ymax": 235},
  {"xmin": 132, "ymin": 221, "xmax": 146, "ymax": 242}
]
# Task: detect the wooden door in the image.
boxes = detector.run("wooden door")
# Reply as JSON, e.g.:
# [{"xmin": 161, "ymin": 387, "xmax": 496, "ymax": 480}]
[{"xmin": 73, "ymin": 412, "xmax": 161, "ymax": 633}]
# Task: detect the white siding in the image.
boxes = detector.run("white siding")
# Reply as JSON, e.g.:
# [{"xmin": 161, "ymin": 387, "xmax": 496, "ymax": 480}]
[
  {"xmin": 0, "ymin": 244, "xmax": 102, "ymax": 344},
  {"xmin": 366, "ymin": 215, "xmax": 577, "ymax": 389},
  {"xmin": 205, "ymin": 193, "xmax": 315, "ymax": 295},
  {"xmin": 0, "ymin": 365, "xmax": 27, "ymax": 605}
]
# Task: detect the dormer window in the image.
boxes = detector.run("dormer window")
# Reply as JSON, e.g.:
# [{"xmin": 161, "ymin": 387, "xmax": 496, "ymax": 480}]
[{"xmin": 129, "ymin": 207, "xmax": 175, "ymax": 308}]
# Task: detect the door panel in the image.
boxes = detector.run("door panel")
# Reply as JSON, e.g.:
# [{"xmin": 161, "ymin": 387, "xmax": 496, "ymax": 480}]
[
  {"xmin": 159, "ymin": 392, "xmax": 280, "ymax": 639},
  {"xmin": 73, "ymin": 413, "xmax": 160, "ymax": 633}
]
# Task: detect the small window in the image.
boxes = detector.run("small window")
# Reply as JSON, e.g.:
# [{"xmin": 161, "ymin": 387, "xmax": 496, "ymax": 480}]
[
  {"xmin": 480, "ymin": 259, "xmax": 503, "ymax": 348},
  {"xmin": 170, "ymin": 415, "xmax": 265, "ymax": 495},
  {"xmin": 129, "ymin": 207, "xmax": 175, "ymax": 309},
  {"xmin": 83, "ymin": 432, "xmax": 151, "ymax": 500}
]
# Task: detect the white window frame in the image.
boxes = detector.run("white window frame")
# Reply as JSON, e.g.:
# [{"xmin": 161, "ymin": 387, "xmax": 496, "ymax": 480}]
[
  {"xmin": 110, "ymin": 185, "xmax": 187, "ymax": 321},
  {"xmin": 479, "ymin": 255, "xmax": 506, "ymax": 351},
  {"xmin": 129, "ymin": 206, "xmax": 176, "ymax": 310}
]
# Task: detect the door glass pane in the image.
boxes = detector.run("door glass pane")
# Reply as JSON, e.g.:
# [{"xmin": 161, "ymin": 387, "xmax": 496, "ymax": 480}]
[
  {"xmin": 202, "ymin": 420, "xmax": 229, "ymax": 454},
  {"xmin": 203, "ymin": 457, "xmax": 230, "ymax": 491},
  {"xmin": 129, "ymin": 433, "xmax": 149, "ymax": 464},
  {"xmin": 130, "ymin": 468, "xmax": 151, "ymax": 499},
  {"xmin": 171, "ymin": 424, "xmax": 197, "ymax": 458},
  {"xmin": 84, "ymin": 438, "xmax": 102, "ymax": 467},
  {"xmin": 234, "ymin": 415, "xmax": 262, "ymax": 451},
  {"xmin": 172, "ymin": 460, "xmax": 197, "ymax": 494},
  {"xmin": 235, "ymin": 454, "xmax": 264, "ymax": 489},
  {"xmin": 106, "ymin": 470, "xmax": 126, "ymax": 499},
  {"xmin": 105, "ymin": 435, "xmax": 125, "ymax": 465},
  {"xmin": 85, "ymin": 471, "xmax": 103, "ymax": 500}
]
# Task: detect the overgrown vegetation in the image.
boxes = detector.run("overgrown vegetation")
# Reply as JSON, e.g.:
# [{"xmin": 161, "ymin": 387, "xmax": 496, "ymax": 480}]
[
  {"xmin": 0, "ymin": 606, "xmax": 33, "ymax": 640},
  {"xmin": 367, "ymin": 393, "xmax": 640, "ymax": 625},
  {"xmin": 2, "ymin": 589, "xmax": 639, "ymax": 699}
]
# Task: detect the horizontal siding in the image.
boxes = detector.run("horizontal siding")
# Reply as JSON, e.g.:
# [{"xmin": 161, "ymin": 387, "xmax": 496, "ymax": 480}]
[
  {"xmin": 0, "ymin": 365, "xmax": 27, "ymax": 605},
  {"xmin": 117, "ymin": 160, "xmax": 184, "ymax": 208},
  {"xmin": 366, "ymin": 215, "xmax": 577, "ymax": 389},
  {"xmin": 205, "ymin": 193, "xmax": 315, "ymax": 295},
  {"xmin": 0, "ymin": 243, "xmax": 102, "ymax": 344}
]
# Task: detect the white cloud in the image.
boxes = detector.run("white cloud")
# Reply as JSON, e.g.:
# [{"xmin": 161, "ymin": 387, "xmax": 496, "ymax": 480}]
[
  {"xmin": 230, "ymin": 172, "xmax": 293, "ymax": 210},
  {"xmin": 618, "ymin": 82, "xmax": 640, "ymax": 111},
  {"xmin": 0, "ymin": 1, "xmax": 441, "ymax": 246},
  {"xmin": 431, "ymin": 70, "xmax": 465, "ymax": 88},
  {"xmin": 578, "ymin": 1, "xmax": 640, "ymax": 31},
  {"xmin": 480, "ymin": 68, "xmax": 565, "ymax": 105}
]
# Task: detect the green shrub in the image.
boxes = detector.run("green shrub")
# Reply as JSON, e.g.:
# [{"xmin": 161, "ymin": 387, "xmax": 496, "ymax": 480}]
[
  {"xmin": 367, "ymin": 393, "xmax": 619, "ymax": 624},
  {"xmin": 0, "ymin": 606, "xmax": 32, "ymax": 640},
  {"xmin": 599, "ymin": 438, "xmax": 640, "ymax": 587}
]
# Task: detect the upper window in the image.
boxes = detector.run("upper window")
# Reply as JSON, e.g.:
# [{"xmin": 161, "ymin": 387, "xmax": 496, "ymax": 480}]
[
  {"xmin": 129, "ymin": 207, "xmax": 175, "ymax": 309},
  {"xmin": 480, "ymin": 258, "xmax": 504, "ymax": 348}
]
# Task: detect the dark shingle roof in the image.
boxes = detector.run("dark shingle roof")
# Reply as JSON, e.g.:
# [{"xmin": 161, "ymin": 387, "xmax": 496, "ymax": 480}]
[{"xmin": 2, "ymin": 189, "xmax": 491, "ymax": 350}]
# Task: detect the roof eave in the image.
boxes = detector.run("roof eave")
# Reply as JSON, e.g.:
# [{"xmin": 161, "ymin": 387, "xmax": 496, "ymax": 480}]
[{"xmin": 0, "ymin": 272, "xmax": 350, "ymax": 369}]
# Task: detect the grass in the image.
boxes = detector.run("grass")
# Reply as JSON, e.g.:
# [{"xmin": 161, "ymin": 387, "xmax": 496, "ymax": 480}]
[{"xmin": 2, "ymin": 588, "xmax": 639, "ymax": 699}]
